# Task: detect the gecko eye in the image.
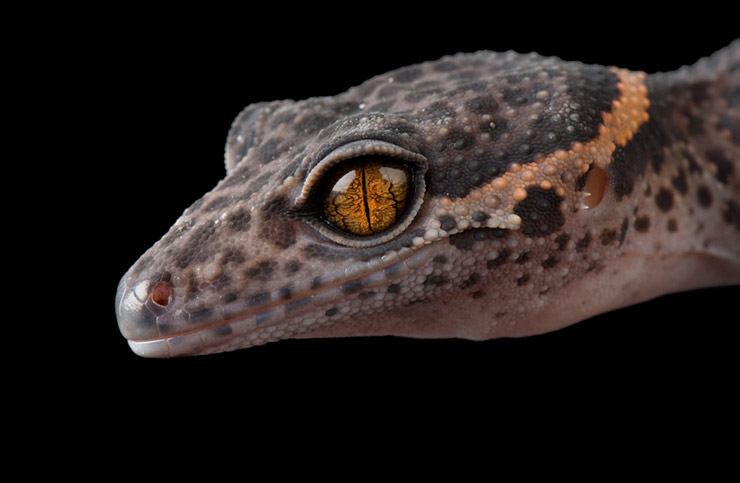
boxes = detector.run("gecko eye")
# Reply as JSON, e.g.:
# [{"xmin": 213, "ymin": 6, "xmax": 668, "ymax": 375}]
[
  {"xmin": 296, "ymin": 140, "xmax": 427, "ymax": 247},
  {"xmin": 321, "ymin": 157, "xmax": 410, "ymax": 236}
]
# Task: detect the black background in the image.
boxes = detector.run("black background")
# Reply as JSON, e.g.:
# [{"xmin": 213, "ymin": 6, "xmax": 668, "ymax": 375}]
[{"xmin": 57, "ymin": 10, "xmax": 738, "ymax": 442}]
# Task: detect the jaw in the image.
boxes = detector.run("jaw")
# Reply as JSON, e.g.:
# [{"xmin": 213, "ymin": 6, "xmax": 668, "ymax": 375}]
[{"xmin": 295, "ymin": 250, "xmax": 740, "ymax": 343}]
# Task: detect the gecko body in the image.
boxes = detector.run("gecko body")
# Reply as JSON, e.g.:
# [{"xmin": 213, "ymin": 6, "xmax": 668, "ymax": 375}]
[{"xmin": 116, "ymin": 43, "xmax": 740, "ymax": 357}]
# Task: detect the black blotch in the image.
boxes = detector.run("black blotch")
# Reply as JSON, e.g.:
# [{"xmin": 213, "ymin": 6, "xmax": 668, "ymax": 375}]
[
  {"xmin": 466, "ymin": 96, "xmax": 499, "ymax": 114},
  {"xmin": 227, "ymin": 209, "xmax": 251, "ymax": 232},
  {"xmin": 387, "ymin": 284, "xmax": 400, "ymax": 294},
  {"xmin": 188, "ymin": 307, "xmax": 212, "ymax": 323},
  {"xmin": 723, "ymin": 200, "xmax": 740, "ymax": 230},
  {"xmin": 341, "ymin": 279, "xmax": 363, "ymax": 294},
  {"xmin": 576, "ymin": 232, "xmax": 592, "ymax": 252},
  {"xmin": 246, "ymin": 260, "xmax": 277, "ymax": 281},
  {"xmin": 285, "ymin": 260, "xmax": 302, "ymax": 273},
  {"xmin": 310, "ymin": 277, "xmax": 323, "ymax": 290},
  {"xmin": 555, "ymin": 233, "xmax": 570, "ymax": 250},
  {"xmin": 542, "ymin": 255, "xmax": 559, "ymax": 269},
  {"xmin": 472, "ymin": 211, "xmax": 490, "ymax": 223},
  {"xmin": 278, "ymin": 286, "xmax": 292, "ymax": 300},
  {"xmin": 439, "ymin": 216, "xmax": 457, "ymax": 232},
  {"xmin": 685, "ymin": 151, "xmax": 702, "ymax": 174},
  {"xmin": 601, "ymin": 229, "xmax": 618, "ymax": 246},
  {"xmin": 610, "ymin": 115, "xmax": 667, "ymax": 200},
  {"xmin": 325, "ymin": 307, "xmax": 339, "ymax": 317},
  {"xmin": 460, "ymin": 273, "xmax": 479, "ymax": 289},
  {"xmin": 433, "ymin": 255, "xmax": 447, "ymax": 264},
  {"xmin": 635, "ymin": 216, "xmax": 651, "ymax": 232},
  {"xmin": 177, "ymin": 223, "xmax": 217, "ymax": 268},
  {"xmin": 671, "ymin": 169, "xmax": 688, "ymax": 195},
  {"xmin": 486, "ymin": 249, "xmax": 510, "ymax": 268},
  {"xmin": 706, "ymin": 148, "xmax": 734, "ymax": 184},
  {"xmin": 449, "ymin": 228, "xmax": 507, "ymax": 250},
  {"xmin": 285, "ymin": 298, "xmax": 310, "ymax": 312},
  {"xmin": 248, "ymin": 292, "xmax": 271, "ymax": 306},
  {"xmin": 718, "ymin": 115, "xmax": 740, "ymax": 145},
  {"xmin": 424, "ymin": 275, "xmax": 447, "ymax": 287},
  {"xmin": 655, "ymin": 188, "xmax": 674, "ymax": 212},
  {"xmin": 514, "ymin": 187, "xmax": 565, "ymax": 237},
  {"xmin": 697, "ymin": 186, "xmax": 713, "ymax": 208}
]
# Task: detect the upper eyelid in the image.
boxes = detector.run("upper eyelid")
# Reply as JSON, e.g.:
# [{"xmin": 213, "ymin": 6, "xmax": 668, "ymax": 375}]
[{"xmin": 295, "ymin": 139, "xmax": 427, "ymax": 208}]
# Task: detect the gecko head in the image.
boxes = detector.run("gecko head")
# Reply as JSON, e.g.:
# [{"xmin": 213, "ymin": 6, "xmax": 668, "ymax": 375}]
[{"xmin": 117, "ymin": 50, "xmax": 652, "ymax": 357}]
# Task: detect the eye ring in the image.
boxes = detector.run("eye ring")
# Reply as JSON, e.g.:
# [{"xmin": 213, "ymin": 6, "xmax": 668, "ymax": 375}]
[{"xmin": 296, "ymin": 140, "xmax": 427, "ymax": 248}]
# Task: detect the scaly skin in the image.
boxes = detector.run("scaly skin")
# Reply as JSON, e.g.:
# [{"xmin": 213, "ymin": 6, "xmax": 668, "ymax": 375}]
[{"xmin": 116, "ymin": 42, "xmax": 740, "ymax": 357}]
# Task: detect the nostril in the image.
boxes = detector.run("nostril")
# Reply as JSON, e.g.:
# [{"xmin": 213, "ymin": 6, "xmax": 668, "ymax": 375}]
[{"xmin": 151, "ymin": 280, "xmax": 172, "ymax": 306}]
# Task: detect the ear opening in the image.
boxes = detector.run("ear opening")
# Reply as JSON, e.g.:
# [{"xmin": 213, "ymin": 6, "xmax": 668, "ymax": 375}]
[{"xmin": 583, "ymin": 164, "xmax": 607, "ymax": 209}]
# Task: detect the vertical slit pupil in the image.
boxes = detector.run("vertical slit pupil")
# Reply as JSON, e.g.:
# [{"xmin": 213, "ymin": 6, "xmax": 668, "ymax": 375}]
[{"xmin": 322, "ymin": 157, "xmax": 410, "ymax": 236}]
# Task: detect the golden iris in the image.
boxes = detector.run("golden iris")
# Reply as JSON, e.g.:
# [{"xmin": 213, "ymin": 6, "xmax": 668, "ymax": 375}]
[{"xmin": 323, "ymin": 158, "xmax": 410, "ymax": 236}]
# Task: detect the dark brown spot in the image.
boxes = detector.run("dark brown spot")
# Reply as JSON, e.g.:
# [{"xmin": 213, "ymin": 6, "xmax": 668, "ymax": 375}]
[
  {"xmin": 555, "ymin": 233, "xmax": 570, "ymax": 250},
  {"xmin": 697, "ymin": 186, "xmax": 713, "ymax": 208},
  {"xmin": 706, "ymin": 148, "xmax": 734, "ymax": 184},
  {"xmin": 542, "ymin": 255, "xmax": 559, "ymax": 269},
  {"xmin": 655, "ymin": 188, "xmax": 674, "ymax": 212},
  {"xmin": 246, "ymin": 260, "xmax": 277, "ymax": 281},
  {"xmin": 486, "ymin": 249, "xmax": 510, "ymax": 268},
  {"xmin": 460, "ymin": 273, "xmax": 479, "ymax": 289},
  {"xmin": 285, "ymin": 260, "xmax": 302, "ymax": 273},
  {"xmin": 634, "ymin": 216, "xmax": 651, "ymax": 232},
  {"xmin": 667, "ymin": 219, "xmax": 678, "ymax": 232},
  {"xmin": 601, "ymin": 229, "xmax": 618, "ymax": 245},
  {"xmin": 439, "ymin": 216, "xmax": 457, "ymax": 232},
  {"xmin": 723, "ymin": 200, "xmax": 740, "ymax": 230},
  {"xmin": 515, "ymin": 252, "xmax": 532, "ymax": 264},
  {"xmin": 227, "ymin": 210, "xmax": 251, "ymax": 232},
  {"xmin": 671, "ymin": 169, "xmax": 688, "ymax": 195},
  {"xmin": 341, "ymin": 279, "xmax": 363, "ymax": 294},
  {"xmin": 424, "ymin": 275, "xmax": 447, "ymax": 287},
  {"xmin": 576, "ymin": 232, "xmax": 592, "ymax": 252},
  {"xmin": 516, "ymin": 274, "xmax": 530, "ymax": 286},
  {"xmin": 449, "ymin": 227, "xmax": 507, "ymax": 250}
]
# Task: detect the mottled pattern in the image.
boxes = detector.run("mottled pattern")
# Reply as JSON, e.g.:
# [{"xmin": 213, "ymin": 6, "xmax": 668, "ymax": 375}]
[{"xmin": 116, "ymin": 42, "xmax": 740, "ymax": 357}]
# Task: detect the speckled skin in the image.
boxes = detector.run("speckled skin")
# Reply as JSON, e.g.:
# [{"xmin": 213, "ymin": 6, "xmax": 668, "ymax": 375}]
[{"xmin": 116, "ymin": 42, "xmax": 740, "ymax": 357}]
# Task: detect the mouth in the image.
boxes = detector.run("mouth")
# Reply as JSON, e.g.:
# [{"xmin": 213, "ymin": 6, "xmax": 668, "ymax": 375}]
[{"xmin": 116, "ymin": 246, "xmax": 431, "ymax": 357}]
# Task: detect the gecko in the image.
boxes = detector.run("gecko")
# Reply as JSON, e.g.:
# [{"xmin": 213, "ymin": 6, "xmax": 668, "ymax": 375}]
[{"xmin": 116, "ymin": 42, "xmax": 740, "ymax": 357}]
